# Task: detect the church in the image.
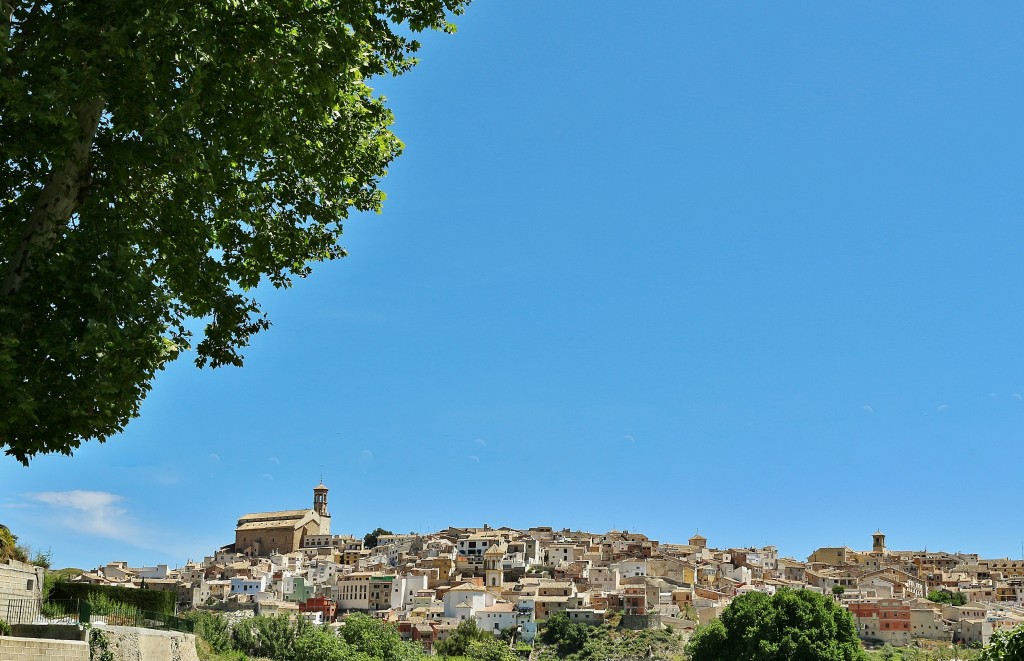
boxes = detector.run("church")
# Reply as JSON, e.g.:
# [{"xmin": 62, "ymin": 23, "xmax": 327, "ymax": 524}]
[{"xmin": 233, "ymin": 483, "xmax": 331, "ymax": 555}]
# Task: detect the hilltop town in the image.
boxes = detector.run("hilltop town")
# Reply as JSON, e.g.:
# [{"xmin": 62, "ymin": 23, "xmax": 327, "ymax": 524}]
[{"xmin": 54, "ymin": 484, "xmax": 1024, "ymax": 652}]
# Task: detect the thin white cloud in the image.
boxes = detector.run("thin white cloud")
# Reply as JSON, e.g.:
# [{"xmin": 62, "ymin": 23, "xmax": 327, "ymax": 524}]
[
  {"xmin": 268, "ymin": 457, "xmax": 280, "ymax": 464},
  {"xmin": 862, "ymin": 405, "xmax": 874, "ymax": 414},
  {"xmin": 468, "ymin": 455, "xmax": 480, "ymax": 463},
  {"xmin": 208, "ymin": 453, "xmax": 220, "ymax": 462},
  {"xmin": 360, "ymin": 450, "xmax": 373, "ymax": 461},
  {"xmin": 1014, "ymin": 394, "xmax": 1023, "ymax": 402},
  {"xmin": 261, "ymin": 473, "xmax": 273, "ymax": 481},
  {"xmin": 989, "ymin": 392, "xmax": 998, "ymax": 399},
  {"xmin": 473, "ymin": 438, "xmax": 487, "ymax": 447},
  {"xmin": 150, "ymin": 468, "xmax": 179, "ymax": 486},
  {"xmin": 25, "ymin": 491, "xmax": 141, "ymax": 544},
  {"xmin": 937, "ymin": 404, "xmax": 949, "ymax": 413},
  {"xmin": 623, "ymin": 435, "xmax": 636, "ymax": 443}
]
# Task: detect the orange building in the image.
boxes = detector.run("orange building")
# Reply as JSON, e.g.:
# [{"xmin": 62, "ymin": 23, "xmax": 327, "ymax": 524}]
[
  {"xmin": 299, "ymin": 596, "xmax": 338, "ymax": 622},
  {"xmin": 847, "ymin": 599, "xmax": 911, "ymax": 646}
]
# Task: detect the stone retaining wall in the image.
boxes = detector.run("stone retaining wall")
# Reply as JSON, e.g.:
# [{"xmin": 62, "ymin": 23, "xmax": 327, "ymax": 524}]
[
  {"xmin": 0, "ymin": 634, "xmax": 89, "ymax": 661},
  {"xmin": 95, "ymin": 624, "xmax": 200, "ymax": 661},
  {"xmin": 620, "ymin": 613, "xmax": 663, "ymax": 630}
]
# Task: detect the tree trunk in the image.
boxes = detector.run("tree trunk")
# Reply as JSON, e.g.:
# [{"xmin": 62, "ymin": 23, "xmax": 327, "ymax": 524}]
[{"xmin": 1, "ymin": 97, "xmax": 105, "ymax": 297}]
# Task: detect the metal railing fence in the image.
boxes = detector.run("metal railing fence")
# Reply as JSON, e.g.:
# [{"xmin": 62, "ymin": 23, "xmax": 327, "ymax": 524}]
[{"xmin": 0, "ymin": 597, "xmax": 193, "ymax": 634}]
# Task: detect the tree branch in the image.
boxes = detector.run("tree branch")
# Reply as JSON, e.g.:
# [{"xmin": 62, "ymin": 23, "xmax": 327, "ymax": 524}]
[
  {"xmin": 1, "ymin": 1, "xmax": 12, "ymax": 41},
  {"xmin": 1, "ymin": 97, "xmax": 105, "ymax": 297}
]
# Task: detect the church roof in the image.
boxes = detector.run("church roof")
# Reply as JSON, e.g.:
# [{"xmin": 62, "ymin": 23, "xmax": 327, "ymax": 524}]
[
  {"xmin": 449, "ymin": 582, "xmax": 487, "ymax": 592},
  {"xmin": 314, "ymin": 482, "xmax": 328, "ymax": 491},
  {"xmin": 236, "ymin": 509, "xmax": 317, "ymax": 531},
  {"xmin": 238, "ymin": 509, "xmax": 311, "ymax": 522}
]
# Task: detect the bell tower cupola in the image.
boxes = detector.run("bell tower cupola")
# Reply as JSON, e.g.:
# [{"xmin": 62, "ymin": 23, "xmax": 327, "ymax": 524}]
[
  {"xmin": 314, "ymin": 482, "xmax": 329, "ymax": 517},
  {"xmin": 872, "ymin": 530, "xmax": 886, "ymax": 555},
  {"xmin": 313, "ymin": 482, "xmax": 331, "ymax": 535}
]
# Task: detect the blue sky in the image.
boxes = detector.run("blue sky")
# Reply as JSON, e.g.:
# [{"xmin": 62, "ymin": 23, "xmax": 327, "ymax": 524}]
[{"xmin": 4, "ymin": 2, "xmax": 1024, "ymax": 569}]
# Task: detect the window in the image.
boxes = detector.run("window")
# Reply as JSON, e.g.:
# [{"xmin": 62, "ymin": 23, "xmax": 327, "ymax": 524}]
[{"xmin": 27, "ymin": 579, "xmax": 34, "ymax": 591}]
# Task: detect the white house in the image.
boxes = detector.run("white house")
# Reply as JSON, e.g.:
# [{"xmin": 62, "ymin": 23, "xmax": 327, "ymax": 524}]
[
  {"xmin": 476, "ymin": 602, "xmax": 518, "ymax": 633},
  {"xmin": 424, "ymin": 539, "xmax": 457, "ymax": 559},
  {"xmin": 231, "ymin": 575, "xmax": 270, "ymax": 597},
  {"xmin": 136, "ymin": 564, "xmax": 169, "ymax": 580},
  {"xmin": 613, "ymin": 559, "xmax": 648, "ymax": 579},
  {"xmin": 307, "ymin": 559, "xmax": 340, "ymax": 586},
  {"xmin": 725, "ymin": 565, "xmax": 752, "ymax": 584},
  {"xmin": 269, "ymin": 552, "xmax": 304, "ymax": 573},
  {"xmin": 589, "ymin": 567, "xmax": 620, "ymax": 591},
  {"xmin": 391, "ymin": 574, "xmax": 430, "ymax": 610},
  {"xmin": 544, "ymin": 543, "xmax": 584, "ymax": 565},
  {"xmin": 443, "ymin": 583, "xmax": 496, "ymax": 619},
  {"xmin": 300, "ymin": 610, "xmax": 323, "ymax": 625}
]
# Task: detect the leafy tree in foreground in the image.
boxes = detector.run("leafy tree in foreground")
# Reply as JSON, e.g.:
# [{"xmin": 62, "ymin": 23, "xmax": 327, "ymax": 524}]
[
  {"xmin": 0, "ymin": 524, "xmax": 16, "ymax": 562},
  {"xmin": 981, "ymin": 624, "xmax": 1024, "ymax": 660},
  {"xmin": 0, "ymin": 0, "xmax": 469, "ymax": 464},
  {"xmin": 685, "ymin": 589, "xmax": 865, "ymax": 661},
  {"xmin": 183, "ymin": 610, "xmax": 233, "ymax": 655},
  {"xmin": 436, "ymin": 619, "xmax": 490, "ymax": 657},
  {"xmin": 230, "ymin": 613, "xmax": 314, "ymax": 660},
  {"xmin": 466, "ymin": 636, "xmax": 516, "ymax": 661},
  {"xmin": 541, "ymin": 610, "xmax": 589, "ymax": 656},
  {"xmin": 0, "ymin": 523, "xmax": 29, "ymax": 563},
  {"xmin": 339, "ymin": 612, "xmax": 419, "ymax": 661},
  {"xmin": 293, "ymin": 627, "xmax": 353, "ymax": 661}
]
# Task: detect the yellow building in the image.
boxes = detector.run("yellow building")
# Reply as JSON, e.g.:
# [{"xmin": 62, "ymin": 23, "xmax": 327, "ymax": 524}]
[
  {"xmin": 983, "ymin": 560, "xmax": 1024, "ymax": 579},
  {"xmin": 807, "ymin": 546, "xmax": 855, "ymax": 565}
]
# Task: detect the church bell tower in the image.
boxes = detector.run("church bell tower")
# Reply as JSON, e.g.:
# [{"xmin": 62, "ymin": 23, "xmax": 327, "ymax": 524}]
[
  {"xmin": 872, "ymin": 530, "xmax": 886, "ymax": 555},
  {"xmin": 313, "ymin": 482, "xmax": 331, "ymax": 534}
]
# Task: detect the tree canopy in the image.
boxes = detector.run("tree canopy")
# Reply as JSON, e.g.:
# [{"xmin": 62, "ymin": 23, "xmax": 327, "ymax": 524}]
[
  {"xmin": 363, "ymin": 527, "xmax": 393, "ymax": 549},
  {"xmin": 927, "ymin": 589, "xmax": 967, "ymax": 606},
  {"xmin": 0, "ymin": 524, "xmax": 17, "ymax": 562},
  {"xmin": 981, "ymin": 624, "xmax": 1024, "ymax": 661},
  {"xmin": 0, "ymin": 0, "xmax": 469, "ymax": 464},
  {"xmin": 0, "ymin": 523, "xmax": 47, "ymax": 565},
  {"xmin": 685, "ymin": 589, "xmax": 865, "ymax": 661},
  {"xmin": 541, "ymin": 610, "xmax": 590, "ymax": 656},
  {"xmin": 338, "ymin": 612, "xmax": 419, "ymax": 661},
  {"xmin": 435, "ymin": 619, "xmax": 490, "ymax": 657},
  {"xmin": 186, "ymin": 611, "xmax": 421, "ymax": 661}
]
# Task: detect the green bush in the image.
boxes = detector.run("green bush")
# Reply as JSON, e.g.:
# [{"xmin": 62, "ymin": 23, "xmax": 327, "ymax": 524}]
[
  {"xmin": 231, "ymin": 614, "xmax": 315, "ymax": 660},
  {"xmin": 927, "ymin": 589, "xmax": 967, "ymax": 606},
  {"xmin": 48, "ymin": 581, "xmax": 176, "ymax": 615},
  {"xmin": 89, "ymin": 628, "xmax": 115, "ymax": 661},
  {"xmin": 185, "ymin": 611, "xmax": 234, "ymax": 654},
  {"xmin": 293, "ymin": 627, "xmax": 350, "ymax": 661},
  {"xmin": 340, "ymin": 612, "xmax": 420, "ymax": 660},
  {"xmin": 0, "ymin": 618, "xmax": 12, "ymax": 636},
  {"xmin": 437, "ymin": 620, "xmax": 490, "ymax": 658},
  {"xmin": 466, "ymin": 637, "xmax": 516, "ymax": 661},
  {"xmin": 541, "ymin": 611, "xmax": 589, "ymax": 656},
  {"xmin": 686, "ymin": 589, "xmax": 864, "ymax": 661}
]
